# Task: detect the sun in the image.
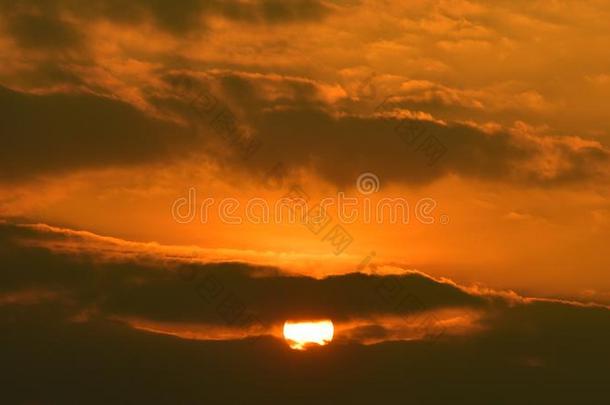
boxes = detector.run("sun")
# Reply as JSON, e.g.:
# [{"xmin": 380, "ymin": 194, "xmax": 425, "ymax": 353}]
[{"xmin": 283, "ymin": 320, "xmax": 334, "ymax": 350}]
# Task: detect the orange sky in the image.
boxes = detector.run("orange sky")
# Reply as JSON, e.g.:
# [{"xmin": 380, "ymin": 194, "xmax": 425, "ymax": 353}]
[{"xmin": 1, "ymin": 0, "xmax": 610, "ymax": 301}]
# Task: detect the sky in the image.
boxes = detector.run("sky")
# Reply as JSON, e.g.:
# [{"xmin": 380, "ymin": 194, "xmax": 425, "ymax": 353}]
[{"xmin": 1, "ymin": 1, "xmax": 610, "ymax": 403}]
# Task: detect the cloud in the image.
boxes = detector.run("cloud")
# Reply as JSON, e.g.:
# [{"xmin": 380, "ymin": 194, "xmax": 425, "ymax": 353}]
[
  {"xmin": 0, "ymin": 221, "xmax": 486, "ymax": 327},
  {"xmin": 1, "ymin": 220, "xmax": 607, "ymax": 330},
  {"xmin": 0, "ymin": 0, "xmax": 336, "ymax": 41},
  {"xmin": 0, "ymin": 85, "xmax": 198, "ymax": 181},
  {"xmin": 1, "ymin": 68, "xmax": 607, "ymax": 188},
  {"xmin": 177, "ymin": 70, "xmax": 609, "ymax": 187},
  {"xmin": 1, "ymin": 0, "xmax": 609, "ymax": 188},
  {"xmin": 1, "ymin": 220, "xmax": 610, "ymax": 403},
  {"xmin": 4, "ymin": 13, "xmax": 82, "ymax": 50}
]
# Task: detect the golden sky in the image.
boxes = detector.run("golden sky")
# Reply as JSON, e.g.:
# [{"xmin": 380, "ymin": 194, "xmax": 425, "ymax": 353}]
[
  {"xmin": 3, "ymin": 3, "xmax": 610, "ymax": 402},
  {"xmin": 1, "ymin": 0, "xmax": 610, "ymax": 299}
]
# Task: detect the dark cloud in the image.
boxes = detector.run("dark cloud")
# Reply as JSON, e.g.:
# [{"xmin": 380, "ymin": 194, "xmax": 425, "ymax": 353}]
[
  {"xmin": 0, "ymin": 85, "xmax": 199, "ymax": 181},
  {"xmin": 4, "ymin": 13, "xmax": 82, "ymax": 50},
  {"xmin": 1, "ymin": 69, "xmax": 607, "ymax": 186},
  {"xmin": 168, "ymin": 72, "xmax": 610, "ymax": 187},
  {"xmin": 0, "ymin": 221, "xmax": 485, "ymax": 326},
  {"xmin": 0, "ymin": 0, "xmax": 334, "ymax": 41},
  {"xmin": 0, "ymin": 2, "xmax": 608, "ymax": 189},
  {"xmin": 1, "ymin": 221, "xmax": 610, "ymax": 404},
  {"xmin": 2, "ymin": 311, "xmax": 609, "ymax": 404},
  {"xmin": 14, "ymin": 62, "xmax": 85, "ymax": 88},
  {"xmin": 235, "ymin": 0, "xmax": 332, "ymax": 24}
]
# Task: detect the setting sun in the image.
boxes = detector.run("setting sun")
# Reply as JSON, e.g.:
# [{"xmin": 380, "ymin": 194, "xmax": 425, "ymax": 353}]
[
  {"xmin": 283, "ymin": 320, "xmax": 334, "ymax": 350},
  {"xmin": 3, "ymin": 0, "xmax": 610, "ymax": 402}
]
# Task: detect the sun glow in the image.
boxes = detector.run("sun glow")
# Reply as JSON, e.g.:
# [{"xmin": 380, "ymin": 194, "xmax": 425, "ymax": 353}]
[{"xmin": 283, "ymin": 320, "xmax": 334, "ymax": 350}]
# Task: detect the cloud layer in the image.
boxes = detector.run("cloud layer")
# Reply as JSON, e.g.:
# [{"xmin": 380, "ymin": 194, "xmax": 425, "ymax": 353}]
[
  {"xmin": 1, "ymin": 220, "xmax": 610, "ymax": 403},
  {"xmin": 1, "ymin": 1, "xmax": 609, "ymax": 187}
]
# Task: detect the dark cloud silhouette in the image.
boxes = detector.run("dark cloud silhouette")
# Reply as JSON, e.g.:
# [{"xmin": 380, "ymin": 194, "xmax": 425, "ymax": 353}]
[
  {"xmin": 1, "ymin": 312, "xmax": 608, "ymax": 404},
  {"xmin": 0, "ymin": 2, "xmax": 608, "ymax": 189},
  {"xmin": 1, "ymin": 69, "xmax": 607, "ymax": 186},
  {"xmin": 0, "ymin": 85, "xmax": 199, "ymax": 181},
  {"xmin": 0, "ymin": 0, "xmax": 334, "ymax": 40},
  {"xmin": 165, "ymin": 72, "xmax": 610, "ymax": 187},
  {"xmin": 260, "ymin": 109, "xmax": 608, "ymax": 186},
  {"xmin": 1, "ymin": 221, "xmax": 610, "ymax": 404},
  {"xmin": 0, "ymin": 221, "xmax": 485, "ymax": 326},
  {"xmin": 5, "ymin": 13, "xmax": 82, "ymax": 50}
]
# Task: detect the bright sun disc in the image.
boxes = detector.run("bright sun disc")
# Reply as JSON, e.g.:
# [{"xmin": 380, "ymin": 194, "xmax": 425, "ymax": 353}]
[{"xmin": 283, "ymin": 320, "xmax": 334, "ymax": 350}]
